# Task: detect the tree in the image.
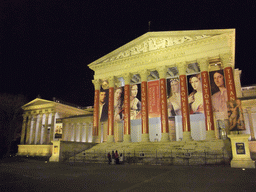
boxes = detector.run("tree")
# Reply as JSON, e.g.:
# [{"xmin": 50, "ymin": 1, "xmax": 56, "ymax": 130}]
[{"xmin": 0, "ymin": 93, "xmax": 27, "ymax": 158}]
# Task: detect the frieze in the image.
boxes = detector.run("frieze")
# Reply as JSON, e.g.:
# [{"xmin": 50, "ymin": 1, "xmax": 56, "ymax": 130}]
[{"xmin": 102, "ymin": 35, "xmax": 211, "ymax": 63}]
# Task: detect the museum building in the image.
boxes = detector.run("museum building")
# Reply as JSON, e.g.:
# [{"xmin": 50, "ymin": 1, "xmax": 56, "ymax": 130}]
[{"xmin": 17, "ymin": 29, "xmax": 256, "ymax": 166}]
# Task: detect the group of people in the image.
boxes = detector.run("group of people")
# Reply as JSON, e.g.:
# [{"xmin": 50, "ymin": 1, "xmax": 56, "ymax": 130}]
[{"xmin": 107, "ymin": 150, "xmax": 123, "ymax": 165}]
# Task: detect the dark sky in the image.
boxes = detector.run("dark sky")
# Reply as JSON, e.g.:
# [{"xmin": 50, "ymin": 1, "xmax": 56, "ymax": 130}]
[{"xmin": 1, "ymin": 0, "xmax": 256, "ymax": 107}]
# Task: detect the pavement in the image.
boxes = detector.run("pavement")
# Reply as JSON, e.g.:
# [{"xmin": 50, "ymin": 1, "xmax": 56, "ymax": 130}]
[{"xmin": 1, "ymin": 158, "xmax": 256, "ymax": 192}]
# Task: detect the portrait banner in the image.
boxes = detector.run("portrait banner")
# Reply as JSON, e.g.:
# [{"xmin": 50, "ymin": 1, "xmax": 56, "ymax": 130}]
[
  {"xmin": 187, "ymin": 73, "xmax": 204, "ymax": 114},
  {"xmin": 210, "ymin": 70, "xmax": 228, "ymax": 119},
  {"xmin": 114, "ymin": 87, "xmax": 124, "ymax": 122},
  {"xmin": 167, "ymin": 78, "xmax": 181, "ymax": 117},
  {"xmin": 130, "ymin": 84, "xmax": 141, "ymax": 120},
  {"xmin": 148, "ymin": 80, "xmax": 160, "ymax": 118}
]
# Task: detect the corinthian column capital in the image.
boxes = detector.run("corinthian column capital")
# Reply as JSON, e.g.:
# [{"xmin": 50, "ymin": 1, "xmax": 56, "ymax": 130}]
[
  {"xmin": 140, "ymin": 70, "xmax": 150, "ymax": 82},
  {"xmin": 177, "ymin": 62, "xmax": 187, "ymax": 75},
  {"xmin": 108, "ymin": 76, "xmax": 115, "ymax": 87},
  {"xmin": 123, "ymin": 73, "xmax": 132, "ymax": 85},
  {"xmin": 197, "ymin": 58, "xmax": 209, "ymax": 72},
  {"xmin": 220, "ymin": 53, "xmax": 232, "ymax": 68},
  {"xmin": 158, "ymin": 66, "xmax": 167, "ymax": 79},
  {"xmin": 92, "ymin": 79, "xmax": 101, "ymax": 90}
]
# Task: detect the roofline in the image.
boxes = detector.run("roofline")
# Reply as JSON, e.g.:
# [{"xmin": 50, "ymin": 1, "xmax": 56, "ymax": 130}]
[{"xmin": 88, "ymin": 28, "xmax": 235, "ymax": 68}]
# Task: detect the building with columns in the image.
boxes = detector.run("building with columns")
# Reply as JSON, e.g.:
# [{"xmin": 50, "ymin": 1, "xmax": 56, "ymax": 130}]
[
  {"xmin": 18, "ymin": 98, "xmax": 93, "ymax": 157},
  {"xmin": 18, "ymin": 29, "xmax": 256, "ymax": 164},
  {"xmin": 89, "ymin": 29, "xmax": 246, "ymax": 143}
]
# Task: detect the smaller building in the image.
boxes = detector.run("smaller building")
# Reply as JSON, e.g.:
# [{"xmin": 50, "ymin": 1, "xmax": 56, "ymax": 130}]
[{"xmin": 18, "ymin": 98, "xmax": 93, "ymax": 157}]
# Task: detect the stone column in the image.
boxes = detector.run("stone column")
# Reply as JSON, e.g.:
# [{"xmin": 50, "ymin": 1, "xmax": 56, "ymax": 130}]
[
  {"xmin": 140, "ymin": 70, "xmax": 150, "ymax": 142},
  {"xmin": 92, "ymin": 79, "xmax": 100, "ymax": 143},
  {"xmin": 50, "ymin": 112, "xmax": 56, "ymax": 142},
  {"xmin": 158, "ymin": 66, "xmax": 169, "ymax": 142},
  {"xmin": 31, "ymin": 114, "xmax": 38, "ymax": 144},
  {"xmin": 36, "ymin": 114, "xmax": 43, "ymax": 144},
  {"xmin": 178, "ymin": 63, "xmax": 192, "ymax": 141},
  {"xmin": 25, "ymin": 115, "xmax": 32, "ymax": 144},
  {"xmin": 107, "ymin": 76, "xmax": 115, "ymax": 142},
  {"xmin": 221, "ymin": 53, "xmax": 237, "ymax": 101},
  {"xmin": 123, "ymin": 73, "xmax": 132, "ymax": 142},
  {"xmin": 246, "ymin": 107, "xmax": 255, "ymax": 141},
  {"xmin": 198, "ymin": 58, "xmax": 215, "ymax": 139},
  {"xmin": 20, "ymin": 114, "xmax": 28, "ymax": 144},
  {"xmin": 79, "ymin": 123, "xmax": 83, "ymax": 142},
  {"xmin": 43, "ymin": 113, "xmax": 49, "ymax": 144}
]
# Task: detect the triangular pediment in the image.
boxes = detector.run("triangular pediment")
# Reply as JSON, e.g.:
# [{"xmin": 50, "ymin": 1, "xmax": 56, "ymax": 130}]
[
  {"xmin": 88, "ymin": 29, "xmax": 235, "ymax": 69},
  {"xmin": 22, "ymin": 98, "xmax": 55, "ymax": 109}
]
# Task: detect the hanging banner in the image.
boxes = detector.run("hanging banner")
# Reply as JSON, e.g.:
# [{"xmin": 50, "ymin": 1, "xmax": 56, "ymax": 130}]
[
  {"xmin": 148, "ymin": 80, "xmax": 160, "ymax": 118},
  {"xmin": 209, "ymin": 70, "xmax": 228, "ymax": 119},
  {"xmin": 141, "ymin": 81, "xmax": 149, "ymax": 134},
  {"xmin": 167, "ymin": 78, "xmax": 181, "ymax": 117},
  {"xmin": 180, "ymin": 75, "xmax": 190, "ymax": 132},
  {"xmin": 224, "ymin": 67, "xmax": 237, "ymax": 101},
  {"xmin": 187, "ymin": 73, "xmax": 204, "ymax": 114},
  {"xmin": 55, "ymin": 118, "xmax": 62, "ymax": 139},
  {"xmin": 130, "ymin": 84, "xmax": 141, "ymax": 120},
  {"xmin": 93, "ymin": 90, "xmax": 99, "ymax": 136}
]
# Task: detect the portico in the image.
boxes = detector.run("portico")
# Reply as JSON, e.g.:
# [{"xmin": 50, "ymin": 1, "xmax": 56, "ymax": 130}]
[{"xmin": 89, "ymin": 29, "xmax": 241, "ymax": 143}]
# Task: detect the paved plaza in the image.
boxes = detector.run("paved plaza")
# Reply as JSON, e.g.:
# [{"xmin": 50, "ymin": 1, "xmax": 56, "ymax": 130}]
[{"xmin": 1, "ymin": 158, "xmax": 256, "ymax": 192}]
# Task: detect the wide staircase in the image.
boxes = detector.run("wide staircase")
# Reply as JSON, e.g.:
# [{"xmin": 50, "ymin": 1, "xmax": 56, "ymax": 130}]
[{"xmin": 68, "ymin": 139, "xmax": 232, "ymax": 166}]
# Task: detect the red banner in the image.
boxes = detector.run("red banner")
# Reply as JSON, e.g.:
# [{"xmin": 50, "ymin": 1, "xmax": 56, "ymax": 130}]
[
  {"xmin": 141, "ymin": 81, "xmax": 149, "ymax": 134},
  {"xmin": 224, "ymin": 67, "xmax": 237, "ymax": 101},
  {"xmin": 108, "ymin": 87, "xmax": 114, "ymax": 135},
  {"xmin": 124, "ymin": 85, "xmax": 130, "ymax": 135},
  {"xmin": 201, "ymin": 71, "xmax": 214, "ymax": 131},
  {"xmin": 160, "ymin": 79, "xmax": 168, "ymax": 133},
  {"xmin": 180, "ymin": 75, "xmax": 190, "ymax": 132},
  {"xmin": 93, "ymin": 90, "xmax": 99, "ymax": 136},
  {"xmin": 148, "ymin": 80, "xmax": 161, "ymax": 118}
]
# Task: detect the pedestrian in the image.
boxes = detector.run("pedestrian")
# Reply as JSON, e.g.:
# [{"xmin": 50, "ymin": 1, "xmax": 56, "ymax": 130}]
[
  {"xmin": 107, "ymin": 152, "xmax": 111, "ymax": 165},
  {"xmin": 119, "ymin": 153, "xmax": 123, "ymax": 164},
  {"xmin": 112, "ymin": 151, "xmax": 115, "ymax": 164},
  {"xmin": 115, "ymin": 150, "xmax": 119, "ymax": 164}
]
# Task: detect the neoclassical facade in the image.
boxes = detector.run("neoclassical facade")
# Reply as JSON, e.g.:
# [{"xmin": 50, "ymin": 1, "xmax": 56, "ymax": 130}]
[
  {"xmin": 18, "ymin": 29, "xmax": 256, "ymax": 162},
  {"xmin": 89, "ymin": 29, "xmax": 253, "ymax": 144},
  {"xmin": 18, "ymin": 98, "xmax": 93, "ymax": 156}
]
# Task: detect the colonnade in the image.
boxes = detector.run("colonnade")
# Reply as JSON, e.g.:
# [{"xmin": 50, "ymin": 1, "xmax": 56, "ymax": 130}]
[
  {"xmin": 20, "ymin": 112, "xmax": 55, "ymax": 145},
  {"xmin": 62, "ymin": 122, "xmax": 93, "ymax": 143},
  {"xmin": 92, "ymin": 53, "xmax": 238, "ymax": 143}
]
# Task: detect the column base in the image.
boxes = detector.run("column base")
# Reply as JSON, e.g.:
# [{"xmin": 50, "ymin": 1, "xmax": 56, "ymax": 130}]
[
  {"xmin": 123, "ymin": 135, "xmax": 131, "ymax": 143},
  {"xmin": 161, "ymin": 133, "xmax": 169, "ymax": 142},
  {"xmin": 231, "ymin": 159, "xmax": 255, "ymax": 169},
  {"xmin": 206, "ymin": 130, "xmax": 216, "ymax": 140},
  {"xmin": 107, "ymin": 135, "xmax": 114, "ymax": 143},
  {"xmin": 141, "ymin": 133, "xmax": 150, "ymax": 142},
  {"xmin": 183, "ymin": 131, "xmax": 193, "ymax": 141}
]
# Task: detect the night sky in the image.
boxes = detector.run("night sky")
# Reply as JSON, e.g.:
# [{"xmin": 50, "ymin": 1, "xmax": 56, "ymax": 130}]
[{"xmin": 2, "ymin": 0, "xmax": 256, "ymax": 107}]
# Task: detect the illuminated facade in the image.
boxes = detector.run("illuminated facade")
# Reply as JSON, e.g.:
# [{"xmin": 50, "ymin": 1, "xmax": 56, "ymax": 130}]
[
  {"xmin": 18, "ymin": 98, "xmax": 93, "ymax": 157},
  {"xmin": 89, "ymin": 29, "xmax": 250, "ymax": 143},
  {"xmin": 18, "ymin": 29, "xmax": 256, "ymax": 164}
]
